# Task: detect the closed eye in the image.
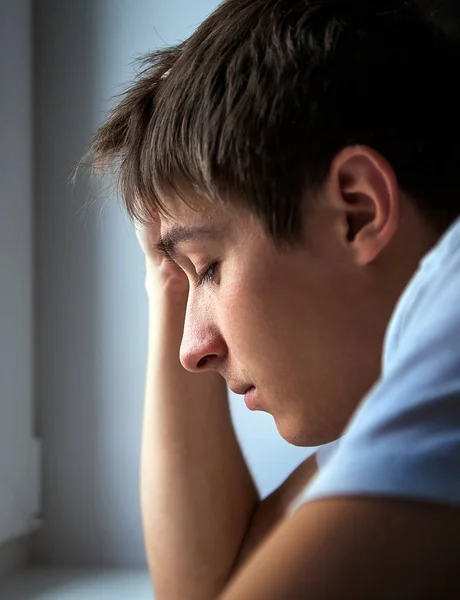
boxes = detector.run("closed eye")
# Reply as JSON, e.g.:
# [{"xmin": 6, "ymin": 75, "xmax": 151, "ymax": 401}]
[{"xmin": 197, "ymin": 262, "xmax": 219, "ymax": 285}]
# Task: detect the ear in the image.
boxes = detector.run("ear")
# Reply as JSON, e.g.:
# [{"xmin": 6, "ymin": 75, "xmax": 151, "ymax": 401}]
[{"xmin": 329, "ymin": 146, "xmax": 400, "ymax": 266}]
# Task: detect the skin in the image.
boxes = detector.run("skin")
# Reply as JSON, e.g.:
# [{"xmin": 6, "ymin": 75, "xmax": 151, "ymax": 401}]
[
  {"xmin": 157, "ymin": 146, "xmax": 438, "ymax": 446},
  {"xmin": 219, "ymin": 497, "xmax": 460, "ymax": 599},
  {"xmin": 140, "ymin": 144, "xmax": 457, "ymax": 598},
  {"xmin": 138, "ymin": 208, "xmax": 319, "ymax": 599}
]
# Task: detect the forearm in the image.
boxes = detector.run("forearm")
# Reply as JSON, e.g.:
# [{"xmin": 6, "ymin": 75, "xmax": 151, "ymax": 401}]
[{"xmin": 140, "ymin": 285, "xmax": 258, "ymax": 600}]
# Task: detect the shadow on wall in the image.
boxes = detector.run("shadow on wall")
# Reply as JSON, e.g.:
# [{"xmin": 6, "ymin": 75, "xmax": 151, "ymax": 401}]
[{"xmin": 35, "ymin": 0, "xmax": 148, "ymax": 568}]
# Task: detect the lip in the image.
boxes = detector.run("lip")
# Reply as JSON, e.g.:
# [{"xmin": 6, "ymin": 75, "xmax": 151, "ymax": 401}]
[
  {"xmin": 243, "ymin": 386, "xmax": 257, "ymax": 411},
  {"xmin": 228, "ymin": 384, "xmax": 253, "ymax": 396},
  {"xmin": 228, "ymin": 384, "xmax": 258, "ymax": 410}
]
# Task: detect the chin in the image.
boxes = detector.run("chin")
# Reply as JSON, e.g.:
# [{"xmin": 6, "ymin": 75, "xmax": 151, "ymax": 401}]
[
  {"xmin": 273, "ymin": 413, "xmax": 337, "ymax": 447},
  {"xmin": 273, "ymin": 416, "xmax": 313, "ymax": 447}
]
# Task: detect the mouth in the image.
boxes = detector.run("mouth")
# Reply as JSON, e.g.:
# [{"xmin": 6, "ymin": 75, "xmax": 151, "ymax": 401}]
[
  {"xmin": 228, "ymin": 383, "xmax": 253, "ymax": 395},
  {"xmin": 228, "ymin": 384, "xmax": 258, "ymax": 410},
  {"xmin": 243, "ymin": 386, "xmax": 257, "ymax": 411}
]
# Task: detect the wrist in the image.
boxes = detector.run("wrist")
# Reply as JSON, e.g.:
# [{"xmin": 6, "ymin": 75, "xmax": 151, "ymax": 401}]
[
  {"xmin": 147, "ymin": 288, "xmax": 187, "ymax": 346},
  {"xmin": 146, "ymin": 273, "xmax": 188, "ymax": 313},
  {"xmin": 145, "ymin": 260, "xmax": 188, "ymax": 300}
]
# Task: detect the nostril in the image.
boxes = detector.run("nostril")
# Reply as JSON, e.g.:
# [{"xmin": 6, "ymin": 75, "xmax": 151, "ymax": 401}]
[{"xmin": 197, "ymin": 355, "xmax": 215, "ymax": 369}]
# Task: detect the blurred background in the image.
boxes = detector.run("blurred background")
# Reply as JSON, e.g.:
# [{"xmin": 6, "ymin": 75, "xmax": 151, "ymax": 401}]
[{"xmin": 0, "ymin": 0, "xmax": 311, "ymax": 596}]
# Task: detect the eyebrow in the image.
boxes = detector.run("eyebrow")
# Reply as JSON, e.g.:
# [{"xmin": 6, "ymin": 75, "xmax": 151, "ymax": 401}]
[{"xmin": 155, "ymin": 225, "xmax": 221, "ymax": 260}]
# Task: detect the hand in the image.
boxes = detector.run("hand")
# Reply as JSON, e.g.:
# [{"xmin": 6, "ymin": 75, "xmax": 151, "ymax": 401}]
[{"xmin": 135, "ymin": 221, "xmax": 189, "ymax": 296}]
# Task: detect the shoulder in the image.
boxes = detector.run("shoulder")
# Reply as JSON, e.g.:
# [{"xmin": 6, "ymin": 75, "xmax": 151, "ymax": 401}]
[
  {"xmin": 300, "ymin": 218, "xmax": 460, "ymax": 506},
  {"xmin": 384, "ymin": 216, "xmax": 460, "ymax": 368}
]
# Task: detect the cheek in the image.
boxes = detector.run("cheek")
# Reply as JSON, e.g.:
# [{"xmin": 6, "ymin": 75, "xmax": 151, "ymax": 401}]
[
  {"xmin": 217, "ymin": 271, "xmax": 297, "ymax": 356},
  {"xmin": 216, "ymin": 282, "xmax": 252, "ymax": 343}
]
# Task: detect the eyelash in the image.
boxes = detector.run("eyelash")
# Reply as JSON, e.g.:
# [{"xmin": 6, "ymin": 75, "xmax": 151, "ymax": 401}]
[{"xmin": 197, "ymin": 262, "xmax": 219, "ymax": 286}]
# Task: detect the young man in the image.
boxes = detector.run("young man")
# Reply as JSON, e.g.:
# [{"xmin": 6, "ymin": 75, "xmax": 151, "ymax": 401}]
[{"xmin": 90, "ymin": 0, "xmax": 460, "ymax": 597}]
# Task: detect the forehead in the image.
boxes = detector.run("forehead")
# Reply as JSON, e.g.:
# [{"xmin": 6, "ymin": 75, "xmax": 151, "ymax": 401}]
[
  {"xmin": 159, "ymin": 194, "xmax": 257, "ymax": 235},
  {"xmin": 156, "ymin": 197, "xmax": 275, "ymax": 264}
]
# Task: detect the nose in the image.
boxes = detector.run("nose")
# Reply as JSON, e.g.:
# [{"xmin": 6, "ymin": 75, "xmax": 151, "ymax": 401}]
[{"xmin": 179, "ymin": 302, "xmax": 227, "ymax": 373}]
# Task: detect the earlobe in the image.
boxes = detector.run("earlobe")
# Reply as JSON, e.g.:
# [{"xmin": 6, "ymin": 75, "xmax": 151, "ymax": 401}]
[{"xmin": 333, "ymin": 146, "xmax": 399, "ymax": 266}]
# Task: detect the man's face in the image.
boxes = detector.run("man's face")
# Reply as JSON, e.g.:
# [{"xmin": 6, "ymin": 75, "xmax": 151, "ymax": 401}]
[{"xmin": 159, "ymin": 192, "xmax": 401, "ymax": 446}]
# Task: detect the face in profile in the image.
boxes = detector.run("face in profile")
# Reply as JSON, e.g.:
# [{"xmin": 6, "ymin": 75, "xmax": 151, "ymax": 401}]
[{"xmin": 159, "ymin": 151, "xmax": 417, "ymax": 446}]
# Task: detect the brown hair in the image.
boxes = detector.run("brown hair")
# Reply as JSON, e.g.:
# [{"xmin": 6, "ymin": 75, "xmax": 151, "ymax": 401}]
[{"xmin": 90, "ymin": 0, "xmax": 460, "ymax": 242}]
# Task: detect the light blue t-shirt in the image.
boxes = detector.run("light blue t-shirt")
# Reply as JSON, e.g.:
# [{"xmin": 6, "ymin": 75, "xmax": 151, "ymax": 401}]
[{"xmin": 294, "ymin": 216, "xmax": 460, "ymax": 509}]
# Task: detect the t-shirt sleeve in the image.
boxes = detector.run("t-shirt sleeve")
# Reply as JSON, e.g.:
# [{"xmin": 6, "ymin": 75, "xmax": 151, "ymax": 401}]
[{"xmin": 296, "ymin": 255, "xmax": 460, "ymax": 508}]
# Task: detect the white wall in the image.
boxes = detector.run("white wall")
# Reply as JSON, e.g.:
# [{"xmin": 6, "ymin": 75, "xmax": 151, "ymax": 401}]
[
  {"xmin": 35, "ymin": 0, "xmax": 310, "ymax": 568},
  {"xmin": 0, "ymin": 0, "xmax": 40, "ymax": 553}
]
